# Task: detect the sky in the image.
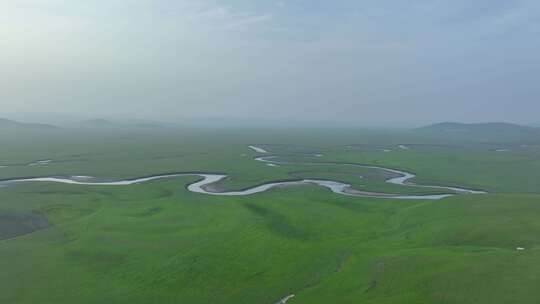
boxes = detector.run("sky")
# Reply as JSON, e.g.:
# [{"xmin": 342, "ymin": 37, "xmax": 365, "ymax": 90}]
[{"xmin": 1, "ymin": 0, "xmax": 539, "ymax": 125}]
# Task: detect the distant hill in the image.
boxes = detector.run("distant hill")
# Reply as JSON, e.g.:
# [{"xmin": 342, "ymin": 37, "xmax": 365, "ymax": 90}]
[
  {"xmin": 0, "ymin": 118, "xmax": 59, "ymax": 130},
  {"xmin": 67, "ymin": 118, "xmax": 171, "ymax": 130},
  {"xmin": 415, "ymin": 122, "xmax": 539, "ymax": 140},
  {"xmin": 70, "ymin": 118, "xmax": 116, "ymax": 128},
  {"xmin": 417, "ymin": 122, "xmax": 536, "ymax": 133}
]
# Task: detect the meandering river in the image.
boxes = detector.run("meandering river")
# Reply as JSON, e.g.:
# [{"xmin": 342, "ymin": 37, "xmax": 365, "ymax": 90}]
[{"xmin": 0, "ymin": 146, "xmax": 485, "ymax": 200}]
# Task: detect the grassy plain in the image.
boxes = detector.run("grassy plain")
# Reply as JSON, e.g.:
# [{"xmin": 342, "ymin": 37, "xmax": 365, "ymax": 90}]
[{"xmin": 1, "ymin": 126, "xmax": 540, "ymax": 303}]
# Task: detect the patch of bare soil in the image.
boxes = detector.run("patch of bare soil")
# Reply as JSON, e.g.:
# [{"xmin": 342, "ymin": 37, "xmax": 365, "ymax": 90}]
[{"xmin": 0, "ymin": 212, "xmax": 50, "ymax": 240}]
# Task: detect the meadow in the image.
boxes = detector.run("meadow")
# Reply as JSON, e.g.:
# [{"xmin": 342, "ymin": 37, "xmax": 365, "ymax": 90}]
[{"xmin": 1, "ymin": 126, "xmax": 540, "ymax": 303}]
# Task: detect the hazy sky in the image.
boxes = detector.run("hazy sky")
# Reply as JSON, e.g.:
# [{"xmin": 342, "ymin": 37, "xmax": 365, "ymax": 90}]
[{"xmin": 2, "ymin": 0, "xmax": 539, "ymax": 124}]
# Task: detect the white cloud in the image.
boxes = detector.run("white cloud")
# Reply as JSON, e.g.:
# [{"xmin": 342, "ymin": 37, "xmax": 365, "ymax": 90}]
[
  {"xmin": 192, "ymin": 4, "xmax": 272, "ymax": 31},
  {"xmin": 225, "ymin": 14, "xmax": 273, "ymax": 30}
]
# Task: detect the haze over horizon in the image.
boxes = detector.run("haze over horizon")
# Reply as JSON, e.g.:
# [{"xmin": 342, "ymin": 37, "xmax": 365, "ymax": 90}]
[{"xmin": 2, "ymin": 1, "xmax": 539, "ymax": 125}]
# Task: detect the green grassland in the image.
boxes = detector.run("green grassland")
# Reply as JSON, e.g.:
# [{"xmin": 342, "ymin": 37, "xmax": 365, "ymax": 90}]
[{"xmin": 1, "ymin": 127, "xmax": 540, "ymax": 303}]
